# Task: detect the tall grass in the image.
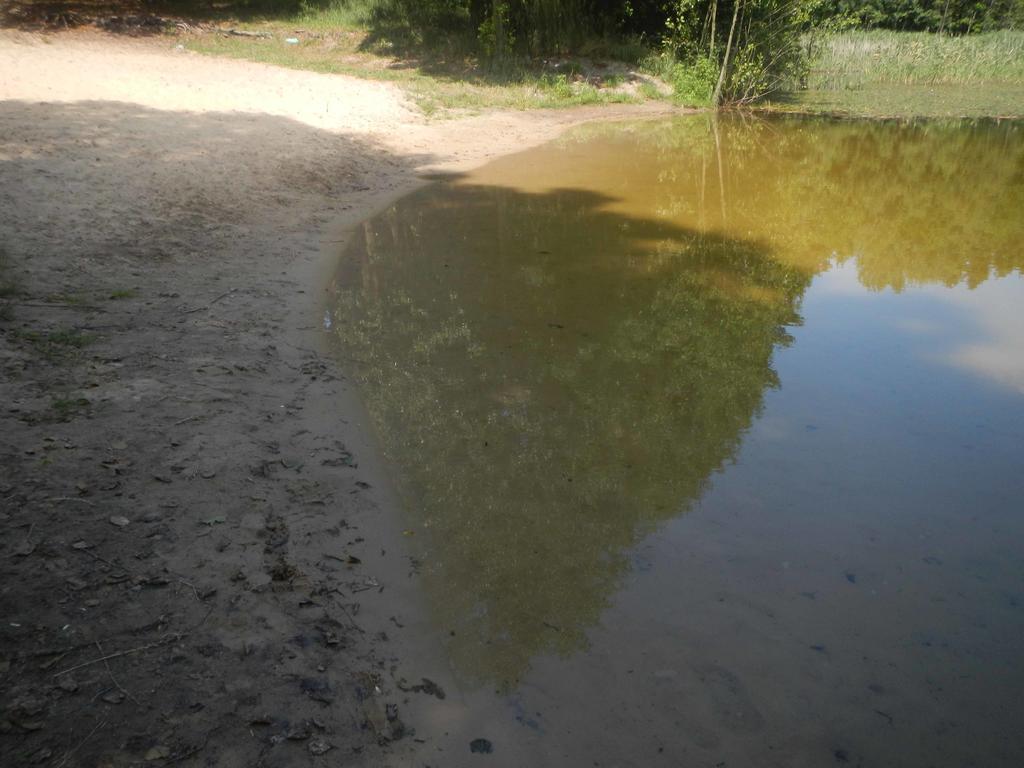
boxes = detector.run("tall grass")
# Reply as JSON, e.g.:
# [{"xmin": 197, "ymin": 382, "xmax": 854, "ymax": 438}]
[
  {"xmin": 808, "ymin": 30, "xmax": 1024, "ymax": 90},
  {"xmin": 290, "ymin": 0, "xmax": 389, "ymax": 30}
]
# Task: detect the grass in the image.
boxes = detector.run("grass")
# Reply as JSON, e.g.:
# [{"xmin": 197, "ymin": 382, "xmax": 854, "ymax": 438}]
[
  {"xmin": 108, "ymin": 288, "xmax": 136, "ymax": 300},
  {"xmin": 0, "ymin": 248, "xmax": 18, "ymax": 296},
  {"xmin": 0, "ymin": 250, "xmax": 19, "ymax": 321},
  {"xmin": 48, "ymin": 397, "xmax": 91, "ymax": 421},
  {"xmin": 288, "ymin": 0, "xmax": 386, "ymax": 30},
  {"xmin": 45, "ymin": 291, "xmax": 88, "ymax": 305},
  {"xmin": 766, "ymin": 29, "xmax": 1024, "ymax": 118},
  {"xmin": 640, "ymin": 52, "xmax": 716, "ymax": 107},
  {"xmin": 15, "ymin": 327, "xmax": 96, "ymax": 358},
  {"xmin": 807, "ymin": 30, "xmax": 1024, "ymax": 90},
  {"xmin": 4, "ymin": 0, "xmax": 650, "ymax": 114},
  {"xmin": 51, "ymin": 396, "xmax": 91, "ymax": 422},
  {"xmin": 186, "ymin": 31, "xmax": 642, "ymax": 115},
  {"xmin": 10, "ymin": 0, "xmax": 1021, "ymax": 117}
]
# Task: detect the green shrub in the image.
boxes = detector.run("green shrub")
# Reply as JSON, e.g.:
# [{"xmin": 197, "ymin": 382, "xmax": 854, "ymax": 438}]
[{"xmin": 642, "ymin": 52, "xmax": 717, "ymax": 105}]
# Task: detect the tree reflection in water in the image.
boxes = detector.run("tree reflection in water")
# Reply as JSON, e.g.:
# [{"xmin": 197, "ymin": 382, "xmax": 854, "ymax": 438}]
[{"xmin": 330, "ymin": 114, "xmax": 1024, "ymax": 688}]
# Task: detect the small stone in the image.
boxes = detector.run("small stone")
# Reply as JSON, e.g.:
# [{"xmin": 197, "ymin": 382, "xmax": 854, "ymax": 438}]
[
  {"xmin": 71, "ymin": 540, "xmax": 91, "ymax": 550},
  {"xmin": 470, "ymin": 738, "xmax": 493, "ymax": 754},
  {"xmin": 11, "ymin": 695, "xmax": 46, "ymax": 716},
  {"xmin": 30, "ymin": 747, "xmax": 52, "ymax": 763},
  {"xmin": 13, "ymin": 540, "xmax": 36, "ymax": 557},
  {"xmin": 109, "ymin": 516, "xmax": 130, "ymax": 528},
  {"xmin": 100, "ymin": 690, "xmax": 125, "ymax": 704},
  {"xmin": 144, "ymin": 745, "xmax": 171, "ymax": 761},
  {"xmin": 308, "ymin": 738, "xmax": 333, "ymax": 756},
  {"xmin": 57, "ymin": 676, "xmax": 79, "ymax": 693}
]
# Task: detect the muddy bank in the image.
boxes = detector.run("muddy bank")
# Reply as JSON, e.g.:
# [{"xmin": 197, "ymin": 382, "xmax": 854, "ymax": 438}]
[{"xmin": 0, "ymin": 30, "xmax": 675, "ymax": 767}]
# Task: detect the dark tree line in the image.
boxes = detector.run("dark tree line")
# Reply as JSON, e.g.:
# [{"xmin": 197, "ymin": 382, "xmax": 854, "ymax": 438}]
[
  {"xmin": 359, "ymin": 0, "xmax": 1020, "ymax": 104},
  {"xmin": 812, "ymin": 0, "xmax": 1024, "ymax": 33},
  {"xmin": 367, "ymin": 0, "xmax": 1021, "ymax": 55}
]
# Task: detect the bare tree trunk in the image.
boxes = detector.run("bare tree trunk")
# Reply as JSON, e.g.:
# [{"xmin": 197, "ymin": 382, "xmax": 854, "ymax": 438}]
[
  {"xmin": 494, "ymin": 2, "xmax": 506, "ymax": 61},
  {"xmin": 712, "ymin": 0, "xmax": 742, "ymax": 108},
  {"xmin": 470, "ymin": 0, "xmax": 487, "ymax": 30},
  {"xmin": 710, "ymin": 0, "xmax": 718, "ymax": 56}
]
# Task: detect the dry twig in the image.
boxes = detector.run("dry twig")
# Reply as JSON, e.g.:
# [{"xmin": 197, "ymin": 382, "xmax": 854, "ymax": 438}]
[{"xmin": 52, "ymin": 634, "xmax": 183, "ymax": 677}]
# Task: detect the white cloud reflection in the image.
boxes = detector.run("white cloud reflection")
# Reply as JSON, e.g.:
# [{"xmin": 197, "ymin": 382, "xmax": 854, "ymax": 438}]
[
  {"xmin": 925, "ymin": 275, "xmax": 1024, "ymax": 395},
  {"xmin": 813, "ymin": 259, "xmax": 1024, "ymax": 396}
]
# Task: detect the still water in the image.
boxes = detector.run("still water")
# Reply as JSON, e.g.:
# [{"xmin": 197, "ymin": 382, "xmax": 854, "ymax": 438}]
[{"xmin": 331, "ymin": 115, "xmax": 1024, "ymax": 766}]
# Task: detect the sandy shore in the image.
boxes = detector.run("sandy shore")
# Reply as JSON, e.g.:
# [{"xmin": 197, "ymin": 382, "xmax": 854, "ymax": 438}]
[{"xmin": 0, "ymin": 29, "xmax": 674, "ymax": 766}]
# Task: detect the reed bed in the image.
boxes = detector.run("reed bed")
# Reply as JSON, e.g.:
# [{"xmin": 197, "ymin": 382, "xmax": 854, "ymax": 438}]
[{"xmin": 807, "ymin": 30, "xmax": 1024, "ymax": 90}]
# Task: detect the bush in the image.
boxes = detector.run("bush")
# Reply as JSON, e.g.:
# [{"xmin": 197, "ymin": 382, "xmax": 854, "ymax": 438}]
[{"xmin": 643, "ymin": 52, "xmax": 717, "ymax": 105}]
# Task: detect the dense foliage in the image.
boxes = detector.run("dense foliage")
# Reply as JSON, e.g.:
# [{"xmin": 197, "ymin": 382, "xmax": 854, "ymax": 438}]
[
  {"xmin": 813, "ymin": 0, "xmax": 1024, "ymax": 33},
  {"xmin": 358, "ymin": 0, "xmax": 1021, "ymax": 104},
  {"xmin": 363, "ymin": 0, "xmax": 1022, "ymax": 48},
  {"xmin": 364, "ymin": 0, "xmax": 824, "ymax": 103}
]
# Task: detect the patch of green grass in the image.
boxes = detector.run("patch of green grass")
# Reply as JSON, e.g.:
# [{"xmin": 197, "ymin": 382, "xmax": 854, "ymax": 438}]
[
  {"xmin": 0, "ymin": 249, "xmax": 18, "ymax": 297},
  {"xmin": 108, "ymin": 288, "xmax": 136, "ymax": 300},
  {"xmin": 0, "ymin": 250, "xmax": 17, "ymax": 321},
  {"xmin": 640, "ymin": 53, "xmax": 716, "ymax": 107},
  {"xmin": 637, "ymin": 81, "xmax": 663, "ymax": 100},
  {"xmin": 289, "ymin": 0, "xmax": 389, "ymax": 31},
  {"xmin": 759, "ymin": 30, "xmax": 1024, "ymax": 118},
  {"xmin": 45, "ymin": 329, "xmax": 95, "ymax": 348},
  {"xmin": 51, "ymin": 396, "xmax": 91, "ymax": 422},
  {"xmin": 15, "ymin": 327, "xmax": 97, "ymax": 358},
  {"xmin": 45, "ymin": 292, "xmax": 88, "ymax": 305},
  {"xmin": 807, "ymin": 30, "xmax": 1024, "ymax": 90},
  {"xmin": 186, "ymin": 33, "xmax": 640, "ymax": 115}
]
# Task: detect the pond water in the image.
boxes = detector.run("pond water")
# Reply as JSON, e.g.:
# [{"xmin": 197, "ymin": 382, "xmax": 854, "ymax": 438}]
[{"xmin": 330, "ymin": 115, "xmax": 1024, "ymax": 766}]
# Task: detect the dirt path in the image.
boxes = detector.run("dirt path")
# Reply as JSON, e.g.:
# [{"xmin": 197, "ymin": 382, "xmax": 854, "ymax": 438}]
[{"xmin": 0, "ymin": 30, "xmax": 675, "ymax": 767}]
